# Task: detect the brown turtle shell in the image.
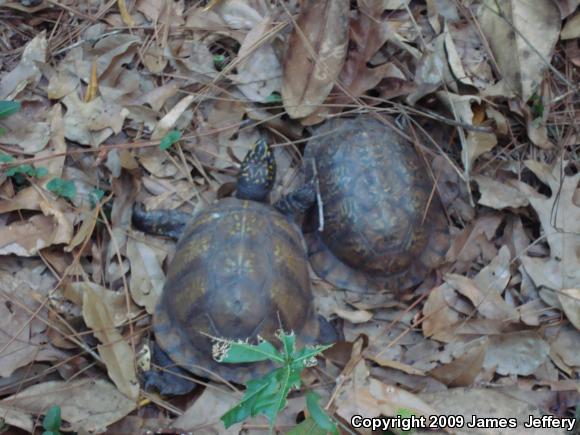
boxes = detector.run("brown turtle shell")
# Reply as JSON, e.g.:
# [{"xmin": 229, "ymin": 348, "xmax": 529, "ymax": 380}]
[
  {"xmin": 154, "ymin": 197, "xmax": 320, "ymax": 383},
  {"xmin": 304, "ymin": 116, "xmax": 449, "ymax": 292}
]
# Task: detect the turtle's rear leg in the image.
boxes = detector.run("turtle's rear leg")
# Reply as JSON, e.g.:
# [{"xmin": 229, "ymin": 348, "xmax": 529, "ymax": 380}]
[
  {"xmin": 274, "ymin": 181, "xmax": 316, "ymax": 216},
  {"xmin": 132, "ymin": 204, "xmax": 189, "ymax": 240},
  {"xmin": 142, "ymin": 342, "xmax": 197, "ymax": 396}
]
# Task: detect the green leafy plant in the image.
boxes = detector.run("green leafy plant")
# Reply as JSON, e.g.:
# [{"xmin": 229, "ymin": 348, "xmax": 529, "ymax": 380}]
[
  {"xmin": 0, "ymin": 100, "xmax": 20, "ymax": 136},
  {"xmin": 89, "ymin": 187, "xmax": 105, "ymax": 208},
  {"xmin": 42, "ymin": 405, "xmax": 62, "ymax": 435},
  {"xmin": 217, "ymin": 331, "xmax": 336, "ymax": 434},
  {"xmin": 266, "ymin": 92, "xmax": 282, "ymax": 104},
  {"xmin": 159, "ymin": 130, "xmax": 182, "ymax": 151},
  {"xmin": 1, "ymin": 153, "xmax": 48, "ymax": 184},
  {"xmin": 213, "ymin": 54, "xmax": 227, "ymax": 70},
  {"xmin": 46, "ymin": 178, "xmax": 76, "ymax": 200}
]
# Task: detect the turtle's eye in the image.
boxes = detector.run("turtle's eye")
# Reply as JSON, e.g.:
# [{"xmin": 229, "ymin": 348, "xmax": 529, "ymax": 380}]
[{"xmin": 236, "ymin": 139, "xmax": 276, "ymax": 202}]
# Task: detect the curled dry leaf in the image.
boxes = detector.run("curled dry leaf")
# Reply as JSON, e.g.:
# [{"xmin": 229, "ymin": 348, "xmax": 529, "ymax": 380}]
[
  {"xmin": 422, "ymin": 282, "xmax": 462, "ymax": 342},
  {"xmin": 444, "ymin": 272, "xmax": 516, "ymax": 322},
  {"xmin": 233, "ymin": 17, "xmax": 282, "ymax": 103},
  {"xmin": 336, "ymin": 359, "xmax": 438, "ymax": 424},
  {"xmin": 0, "ymin": 110, "xmax": 50, "ymax": 153},
  {"xmin": 62, "ymin": 93, "xmax": 126, "ymax": 146},
  {"xmin": 82, "ymin": 286, "xmax": 139, "ymax": 400},
  {"xmin": 127, "ymin": 232, "xmax": 168, "ymax": 314},
  {"xmin": 429, "ymin": 338, "xmax": 488, "ymax": 387},
  {"xmin": 558, "ymin": 288, "xmax": 580, "ymax": 331},
  {"xmin": 444, "ymin": 19, "xmax": 494, "ymax": 89},
  {"xmin": 445, "ymin": 213, "xmax": 503, "ymax": 273},
  {"xmin": 333, "ymin": 307, "xmax": 373, "ymax": 324},
  {"xmin": 465, "ymin": 131, "xmax": 497, "ymax": 168},
  {"xmin": 483, "ymin": 331, "xmax": 549, "ymax": 376},
  {"xmin": 520, "ymin": 163, "xmax": 580, "ymax": 291},
  {"xmin": 550, "ymin": 325, "xmax": 580, "ymax": 368},
  {"xmin": 64, "ymin": 282, "xmax": 140, "ymax": 328},
  {"xmin": 174, "ymin": 387, "xmax": 242, "ymax": 434},
  {"xmin": 0, "ymin": 31, "xmax": 46, "ymax": 99},
  {"xmin": 478, "ymin": 0, "xmax": 561, "ymax": 102},
  {"xmin": 474, "ymin": 175, "xmax": 530, "ymax": 209},
  {"xmin": 0, "ymin": 214, "xmax": 58, "ymax": 256},
  {"xmin": 420, "ymin": 388, "xmax": 567, "ymax": 434},
  {"xmin": 0, "ymin": 379, "xmax": 136, "ymax": 433},
  {"xmin": 282, "ymin": 0, "xmax": 349, "ymax": 119},
  {"xmin": 0, "ymin": 271, "xmax": 47, "ymax": 377},
  {"xmin": 561, "ymin": 11, "xmax": 580, "ymax": 39},
  {"xmin": 337, "ymin": 0, "xmax": 395, "ymax": 101}
]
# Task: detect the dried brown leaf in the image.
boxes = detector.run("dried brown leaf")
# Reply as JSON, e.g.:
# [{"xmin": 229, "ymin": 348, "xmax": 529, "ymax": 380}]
[
  {"xmin": 0, "ymin": 214, "xmax": 57, "ymax": 256},
  {"xmin": 550, "ymin": 325, "xmax": 580, "ymax": 368},
  {"xmin": 483, "ymin": 331, "xmax": 549, "ymax": 375},
  {"xmin": 0, "ymin": 31, "xmax": 46, "ymax": 99},
  {"xmin": 282, "ymin": 0, "xmax": 349, "ymax": 118},
  {"xmin": 422, "ymin": 282, "xmax": 462, "ymax": 342},
  {"xmin": 174, "ymin": 387, "xmax": 242, "ymax": 434},
  {"xmin": 62, "ymin": 93, "xmax": 126, "ymax": 146},
  {"xmin": 558, "ymin": 288, "xmax": 580, "ymax": 330},
  {"xmin": 65, "ymin": 282, "xmax": 140, "ymax": 328},
  {"xmin": 420, "ymin": 388, "xmax": 568, "ymax": 434},
  {"xmin": 337, "ymin": 0, "xmax": 394, "ymax": 99},
  {"xmin": 444, "ymin": 20, "xmax": 494, "ymax": 89},
  {"xmin": 0, "ymin": 271, "xmax": 46, "ymax": 377},
  {"xmin": 336, "ymin": 360, "xmax": 438, "ymax": 423},
  {"xmin": 333, "ymin": 307, "xmax": 373, "ymax": 324},
  {"xmin": 82, "ymin": 286, "xmax": 139, "ymax": 400},
  {"xmin": 444, "ymin": 272, "xmax": 516, "ymax": 321},
  {"xmin": 478, "ymin": 0, "xmax": 561, "ymax": 102},
  {"xmin": 520, "ymin": 163, "xmax": 580, "ymax": 290},
  {"xmin": 233, "ymin": 17, "xmax": 282, "ymax": 102},
  {"xmin": 127, "ymin": 233, "xmax": 168, "ymax": 314},
  {"xmin": 429, "ymin": 338, "xmax": 487, "ymax": 386},
  {"xmin": 0, "ymin": 379, "xmax": 136, "ymax": 433},
  {"xmin": 474, "ymin": 175, "xmax": 529, "ymax": 209}
]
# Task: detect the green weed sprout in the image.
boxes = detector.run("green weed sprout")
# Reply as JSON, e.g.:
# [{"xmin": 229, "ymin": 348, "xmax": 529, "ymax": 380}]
[{"xmin": 215, "ymin": 330, "xmax": 337, "ymax": 434}]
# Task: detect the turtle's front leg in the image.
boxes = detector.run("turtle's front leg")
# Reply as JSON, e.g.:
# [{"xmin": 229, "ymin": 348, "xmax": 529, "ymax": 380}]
[
  {"xmin": 132, "ymin": 204, "xmax": 190, "ymax": 240},
  {"xmin": 274, "ymin": 181, "xmax": 316, "ymax": 216}
]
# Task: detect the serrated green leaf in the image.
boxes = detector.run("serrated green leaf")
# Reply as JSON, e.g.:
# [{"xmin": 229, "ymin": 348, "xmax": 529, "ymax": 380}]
[
  {"xmin": 0, "ymin": 127, "xmax": 5, "ymax": 135},
  {"xmin": 0, "ymin": 101, "xmax": 20, "ymax": 118},
  {"xmin": 280, "ymin": 331, "xmax": 296, "ymax": 358},
  {"xmin": 221, "ymin": 370, "xmax": 279, "ymax": 428},
  {"xmin": 292, "ymin": 344, "xmax": 333, "ymax": 365},
  {"xmin": 287, "ymin": 417, "xmax": 327, "ymax": 435},
  {"xmin": 306, "ymin": 392, "xmax": 338, "ymax": 435},
  {"xmin": 258, "ymin": 365, "xmax": 295, "ymax": 431},
  {"xmin": 46, "ymin": 178, "xmax": 76, "ymax": 200},
  {"xmin": 217, "ymin": 339, "xmax": 284, "ymax": 364},
  {"xmin": 159, "ymin": 130, "xmax": 182, "ymax": 150},
  {"xmin": 42, "ymin": 405, "xmax": 61, "ymax": 432}
]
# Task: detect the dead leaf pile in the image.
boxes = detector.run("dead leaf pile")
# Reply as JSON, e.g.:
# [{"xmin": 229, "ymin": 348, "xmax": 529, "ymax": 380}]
[{"xmin": 0, "ymin": 0, "xmax": 578, "ymax": 433}]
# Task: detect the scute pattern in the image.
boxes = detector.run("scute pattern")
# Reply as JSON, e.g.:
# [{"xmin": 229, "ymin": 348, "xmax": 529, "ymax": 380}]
[
  {"xmin": 305, "ymin": 116, "xmax": 449, "ymax": 291},
  {"xmin": 155, "ymin": 197, "xmax": 319, "ymax": 382}
]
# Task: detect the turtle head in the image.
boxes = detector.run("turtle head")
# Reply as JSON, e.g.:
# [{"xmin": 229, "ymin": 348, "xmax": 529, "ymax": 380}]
[{"xmin": 236, "ymin": 138, "xmax": 276, "ymax": 202}]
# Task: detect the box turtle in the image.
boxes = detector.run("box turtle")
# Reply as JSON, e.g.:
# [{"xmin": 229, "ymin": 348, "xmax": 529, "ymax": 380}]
[
  {"xmin": 304, "ymin": 116, "xmax": 449, "ymax": 293},
  {"xmin": 133, "ymin": 139, "xmax": 331, "ymax": 394}
]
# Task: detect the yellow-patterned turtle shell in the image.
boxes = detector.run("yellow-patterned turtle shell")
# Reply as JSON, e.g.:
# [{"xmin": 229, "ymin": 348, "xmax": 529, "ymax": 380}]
[
  {"xmin": 305, "ymin": 116, "xmax": 449, "ymax": 292},
  {"xmin": 154, "ymin": 197, "xmax": 320, "ymax": 383}
]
